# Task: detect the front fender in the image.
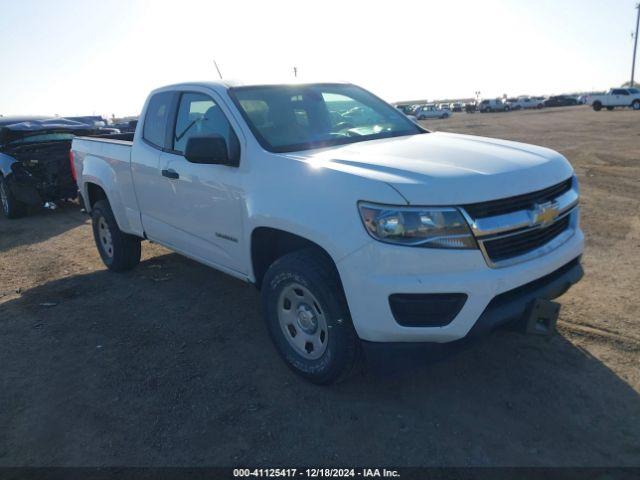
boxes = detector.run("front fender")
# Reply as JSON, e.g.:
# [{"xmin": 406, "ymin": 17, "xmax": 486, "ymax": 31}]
[{"xmin": 243, "ymin": 156, "xmax": 407, "ymax": 274}]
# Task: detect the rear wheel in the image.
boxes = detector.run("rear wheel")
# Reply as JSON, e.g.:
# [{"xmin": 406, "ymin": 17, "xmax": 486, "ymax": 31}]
[
  {"xmin": 0, "ymin": 176, "xmax": 27, "ymax": 219},
  {"xmin": 593, "ymin": 101, "xmax": 602, "ymax": 111},
  {"xmin": 632, "ymin": 99, "xmax": 640, "ymax": 110},
  {"xmin": 606, "ymin": 106, "xmax": 614, "ymax": 111},
  {"xmin": 261, "ymin": 249, "xmax": 360, "ymax": 384},
  {"xmin": 91, "ymin": 199, "xmax": 141, "ymax": 272}
]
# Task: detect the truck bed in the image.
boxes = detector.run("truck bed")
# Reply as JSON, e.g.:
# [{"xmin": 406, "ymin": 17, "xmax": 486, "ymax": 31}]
[
  {"xmin": 72, "ymin": 134, "xmax": 134, "ymax": 187},
  {"xmin": 76, "ymin": 132, "xmax": 135, "ymax": 144}
]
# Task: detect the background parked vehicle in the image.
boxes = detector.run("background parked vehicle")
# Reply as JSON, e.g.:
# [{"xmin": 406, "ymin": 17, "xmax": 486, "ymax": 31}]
[
  {"xmin": 110, "ymin": 119, "xmax": 139, "ymax": 133},
  {"xmin": 588, "ymin": 88, "xmax": 640, "ymax": 111},
  {"xmin": 478, "ymin": 99, "xmax": 510, "ymax": 113},
  {"xmin": 543, "ymin": 95, "xmax": 578, "ymax": 107},
  {"xmin": 508, "ymin": 96, "xmax": 544, "ymax": 110},
  {"xmin": 65, "ymin": 115, "xmax": 121, "ymax": 134},
  {"xmin": 464, "ymin": 101, "xmax": 477, "ymax": 113},
  {"xmin": 506, "ymin": 98, "xmax": 520, "ymax": 110},
  {"xmin": 395, "ymin": 104, "xmax": 414, "ymax": 115},
  {"xmin": 416, "ymin": 104, "xmax": 451, "ymax": 119},
  {"xmin": 449, "ymin": 102, "xmax": 463, "ymax": 112},
  {"xmin": 0, "ymin": 117, "xmax": 98, "ymax": 218}
]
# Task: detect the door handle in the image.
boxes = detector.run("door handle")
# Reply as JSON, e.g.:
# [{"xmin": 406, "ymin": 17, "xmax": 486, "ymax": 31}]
[{"xmin": 162, "ymin": 169, "xmax": 179, "ymax": 179}]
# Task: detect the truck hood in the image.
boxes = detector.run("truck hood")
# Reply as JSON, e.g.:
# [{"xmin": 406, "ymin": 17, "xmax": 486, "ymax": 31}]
[{"xmin": 287, "ymin": 132, "xmax": 574, "ymax": 205}]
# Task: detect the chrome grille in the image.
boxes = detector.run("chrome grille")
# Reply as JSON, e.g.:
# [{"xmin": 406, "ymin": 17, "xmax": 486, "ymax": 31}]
[
  {"xmin": 482, "ymin": 215, "xmax": 571, "ymax": 263},
  {"xmin": 462, "ymin": 178, "xmax": 573, "ymax": 218},
  {"xmin": 461, "ymin": 176, "xmax": 579, "ymax": 268}
]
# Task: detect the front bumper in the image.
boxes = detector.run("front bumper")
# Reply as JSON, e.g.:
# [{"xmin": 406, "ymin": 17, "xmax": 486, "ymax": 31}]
[{"xmin": 336, "ymin": 226, "xmax": 584, "ymax": 343}]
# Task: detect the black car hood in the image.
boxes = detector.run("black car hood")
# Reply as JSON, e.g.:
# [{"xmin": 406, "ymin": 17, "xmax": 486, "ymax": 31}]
[{"xmin": 0, "ymin": 118, "xmax": 97, "ymax": 145}]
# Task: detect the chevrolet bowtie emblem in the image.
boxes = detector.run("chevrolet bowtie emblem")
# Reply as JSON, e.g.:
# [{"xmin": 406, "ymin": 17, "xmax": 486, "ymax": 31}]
[{"xmin": 532, "ymin": 201, "xmax": 560, "ymax": 226}]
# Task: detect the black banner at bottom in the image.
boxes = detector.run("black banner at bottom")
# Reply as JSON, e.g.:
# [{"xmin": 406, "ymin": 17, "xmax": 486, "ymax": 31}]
[{"xmin": 0, "ymin": 467, "xmax": 638, "ymax": 480}]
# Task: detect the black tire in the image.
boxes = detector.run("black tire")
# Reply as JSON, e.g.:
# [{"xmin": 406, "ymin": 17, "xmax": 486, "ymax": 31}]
[
  {"xmin": 0, "ymin": 176, "xmax": 27, "ymax": 219},
  {"xmin": 632, "ymin": 99, "xmax": 640, "ymax": 110},
  {"xmin": 261, "ymin": 249, "xmax": 360, "ymax": 384},
  {"xmin": 91, "ymin": 199, "xmax": 141, "ymax": 272},
  {"xmin": 504, "ymin": 105, "xmax": 510, "ymax": 112},
  {"xmin": 606, "ymin": 106, "xmax": 614, "ymax": 111},
  {"xmin": 537, "ymin": 103, "xmax": 543, "ymax": 109},
  {"xmin": 593, "ymin": 101, "xmax": 602, "ymax": 111}
]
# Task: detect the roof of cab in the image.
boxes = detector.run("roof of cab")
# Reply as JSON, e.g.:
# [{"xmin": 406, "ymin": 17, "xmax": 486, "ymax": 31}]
[{"xmin": 150, "ymin": 79, "xmax": 351, "ymax": 95}]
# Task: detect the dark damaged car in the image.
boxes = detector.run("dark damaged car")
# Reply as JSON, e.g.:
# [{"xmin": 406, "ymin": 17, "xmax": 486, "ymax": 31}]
[{"xmin": 0, "ymin": 117, "xmax": 98, "ymax": 218}]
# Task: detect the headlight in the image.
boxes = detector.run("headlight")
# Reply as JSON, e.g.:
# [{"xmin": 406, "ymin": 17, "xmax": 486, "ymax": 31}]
[{"xmin": 358, "ymin": 202, "xmax": 477, "ymax": 249}]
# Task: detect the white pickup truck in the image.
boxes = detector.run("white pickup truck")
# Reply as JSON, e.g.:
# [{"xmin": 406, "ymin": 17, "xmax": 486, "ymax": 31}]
[
  {"xmin": 71, "ymin": 81, "xmax": 584, "ymax": 383},
  {"xmin": 588, "ymin": 87, "xmax": 640, "ymax": 111}
]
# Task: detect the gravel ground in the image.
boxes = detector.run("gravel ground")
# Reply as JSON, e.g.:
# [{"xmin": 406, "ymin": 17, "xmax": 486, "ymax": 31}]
[{"xmin": 0, "ymin": 105, "xmax": 638, "ymax": 467}]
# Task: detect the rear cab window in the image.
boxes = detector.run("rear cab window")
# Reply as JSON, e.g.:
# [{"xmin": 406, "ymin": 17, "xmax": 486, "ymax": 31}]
[{"xmin": 143, "ymin": 91, "xmax": 174, "ymax": 149}]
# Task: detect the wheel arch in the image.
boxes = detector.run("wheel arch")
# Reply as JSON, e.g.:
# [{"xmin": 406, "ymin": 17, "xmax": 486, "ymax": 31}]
[
  {"xmin": 250, "ymin": 226, "xmax": 341, "ymax": 290},
  {"xmin": 81, "ymin": 175, "xmax": 142, "ymax": 236},
  {"xmin": 85, "ymin": 182, "xmax": 108, "ymax": 210}
]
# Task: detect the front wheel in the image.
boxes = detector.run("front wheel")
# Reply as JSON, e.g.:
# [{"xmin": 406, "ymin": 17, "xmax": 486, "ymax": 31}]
[
  {"xmin": 91, "ymin": 199, "xmax": 141, "ymax": 272},
  {"xmin": 0, "ymin": 176, "xmax": 27, "ymax": 219},
  {"xmin": 261, "ymin": 249, "xmax": 360, "ymax": 384},
  {"xmin": 606, "ymin": 106, "xmax": 614, "ymax": 111},
  {"xmin": 632, "ymin": 99, "xmax": 640, "ymax": 110}
]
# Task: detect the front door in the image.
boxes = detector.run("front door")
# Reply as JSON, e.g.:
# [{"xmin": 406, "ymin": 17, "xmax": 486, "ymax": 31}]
[{"xmin": 153, "ymin": 91, "xmax": 246, "ymax": 274}]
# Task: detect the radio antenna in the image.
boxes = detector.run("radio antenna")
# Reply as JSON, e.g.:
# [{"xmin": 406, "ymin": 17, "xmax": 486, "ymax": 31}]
[{"xmin": 213, "ymin": 60, "xmax": 223, "ymax": 80}]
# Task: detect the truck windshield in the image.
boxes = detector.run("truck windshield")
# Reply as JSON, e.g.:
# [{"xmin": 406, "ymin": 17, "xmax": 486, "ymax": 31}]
[{"xmin": 229, "ymin": 84, "xmax": 424, "ymax": 153}]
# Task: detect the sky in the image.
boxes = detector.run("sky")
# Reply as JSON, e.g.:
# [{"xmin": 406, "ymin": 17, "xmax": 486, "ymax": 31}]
[{"xmin": 0, "ymin": 0, "xmax": 638, "ymax": 117}]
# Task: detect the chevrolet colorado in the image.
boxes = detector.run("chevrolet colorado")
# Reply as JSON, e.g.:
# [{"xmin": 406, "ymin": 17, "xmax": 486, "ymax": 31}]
[{"xmin": 71, "ymin": 81, "xmax": 584, "ymax": 383}]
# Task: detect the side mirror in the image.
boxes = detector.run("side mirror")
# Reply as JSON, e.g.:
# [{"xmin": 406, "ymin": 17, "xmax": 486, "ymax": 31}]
[{"xmin": 184, "ymin": 135, "xmax": 232, "ymax": 165}]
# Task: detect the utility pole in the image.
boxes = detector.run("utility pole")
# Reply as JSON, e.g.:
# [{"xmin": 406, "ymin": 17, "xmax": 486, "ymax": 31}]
[
  {"xmin": 293, "ymin": 66, "xmax": 298, "ymax": 78},
  {"xmin": 632, "ymin": 3, "xmax": 640, "ymax": 87}
]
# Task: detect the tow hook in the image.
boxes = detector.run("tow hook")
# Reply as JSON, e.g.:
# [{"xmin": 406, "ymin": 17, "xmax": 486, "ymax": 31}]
[{"xmin": 525, "ymin": 299, "xmax": 560, "ymax": 336}]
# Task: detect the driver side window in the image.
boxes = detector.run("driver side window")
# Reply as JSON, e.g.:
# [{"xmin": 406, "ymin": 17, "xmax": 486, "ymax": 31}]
[{"xmin": 173, "ymin": 92, "xmax": 238, "ymax": 157}]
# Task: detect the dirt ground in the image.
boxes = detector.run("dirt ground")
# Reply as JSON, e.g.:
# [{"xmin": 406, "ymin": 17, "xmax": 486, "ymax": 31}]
[{"xmin": 0, "ymin": 106, "xmax": 638, "ymax": 467}]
